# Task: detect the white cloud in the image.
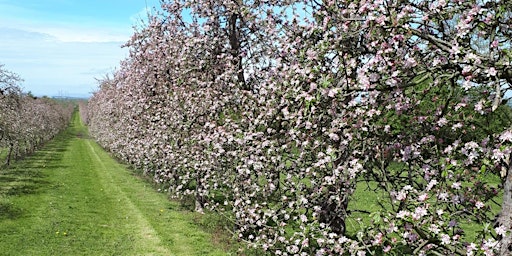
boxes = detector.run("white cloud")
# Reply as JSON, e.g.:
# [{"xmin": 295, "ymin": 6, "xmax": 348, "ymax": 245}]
[
  {"xmin": 0, "ymin": 27, "xmax": 127, "ymax": 97},
  {"xmin": 37, "ymin": 27, "xmax": 129, "ymax": 43},
  {"xmin": 0, "ymin": 16, "xmax": 131, "ymax": 43},
  {"xmin": 0, "ymin": 1, "xmax": 133, "ymax": 43},
  {"xmin": 0, "ymin": 1, "xmax": 161, "ymax": 97}
]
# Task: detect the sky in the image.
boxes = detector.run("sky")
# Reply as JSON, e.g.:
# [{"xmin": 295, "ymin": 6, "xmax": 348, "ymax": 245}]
[{"xmin": 0, "ymin": 0, "xmax": 161, "ymax": 98}]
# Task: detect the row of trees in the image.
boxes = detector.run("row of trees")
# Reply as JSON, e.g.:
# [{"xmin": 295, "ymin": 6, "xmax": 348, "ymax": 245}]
[
  {"xmin": 0, "ymin": 64, "xmax": 73, "ymax": 166},
  {"xmin": 87, "ymin": 0, "xmax": 512, "ymax": 255}
]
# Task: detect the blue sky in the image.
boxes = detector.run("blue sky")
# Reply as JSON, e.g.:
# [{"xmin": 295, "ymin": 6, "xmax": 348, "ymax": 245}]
[{"xmin": 0, "ymin": 0, "xmax": 161, "ymax": 97}]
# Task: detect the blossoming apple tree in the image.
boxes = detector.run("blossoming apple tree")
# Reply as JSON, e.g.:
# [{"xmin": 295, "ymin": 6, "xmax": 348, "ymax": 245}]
[
  {"xmin": 88, "ymin": 0, "xmax": 512, "ymax": 254},
  {"xmin": 0, "ymin": 64, "xmax": 73, "ymax": 165}
]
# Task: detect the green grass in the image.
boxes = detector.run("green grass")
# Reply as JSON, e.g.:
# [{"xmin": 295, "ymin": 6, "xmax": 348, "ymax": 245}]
[
  {"xmin": 0, "ymin": 147, "xmax": 7, "ymax": 165},
  {"xmin": 346, "ymin": 181, "xmax": 386, "ymax": 232},
  {"xmin": 347, "ymin": 175, "xmax": 502, "ymax": 242},
  {"xmin": 0, "ymin": 112, "xmax": 228, "ymax": 256}
]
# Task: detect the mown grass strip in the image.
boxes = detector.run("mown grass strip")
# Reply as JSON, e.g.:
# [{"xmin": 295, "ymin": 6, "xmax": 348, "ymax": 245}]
[{"xmin": 0, "ymin": 112, "xmax": 227, "ymax": 256}]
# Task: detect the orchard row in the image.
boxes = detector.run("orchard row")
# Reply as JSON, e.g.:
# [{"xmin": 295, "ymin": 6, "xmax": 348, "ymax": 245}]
[
  {"xmin": 87, "ymin": 1, "xmax": 512, "ymax": 255},
  {"xmin": 0, "ymin": 65, "xmax": 73, "ymax": 166}
]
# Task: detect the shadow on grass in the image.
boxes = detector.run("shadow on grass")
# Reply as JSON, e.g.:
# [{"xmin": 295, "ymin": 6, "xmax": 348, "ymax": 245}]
[
  {"xmin": 0, "ymin": 122, "xmax": 77, "ymax": 211},
  {"xmin": 0, "ymin": 166, "xmax": 50, "ymax": 199},
  {"xmin": 0, "ymin": 202, "xmax": 23, "ymax": 220}
]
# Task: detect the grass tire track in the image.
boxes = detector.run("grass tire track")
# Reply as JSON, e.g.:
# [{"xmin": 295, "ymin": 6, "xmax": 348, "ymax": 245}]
[
  {"xmin": 85, "ymin": 139, "xmax": 171, "ymax": 255},
  {"xmin": 0, "ymin": 111, "xmax": 227, "ymax": 256}
]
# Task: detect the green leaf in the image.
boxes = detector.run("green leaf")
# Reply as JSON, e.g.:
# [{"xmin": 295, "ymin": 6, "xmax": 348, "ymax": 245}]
[
  {"xmin": 480, "ymin": 165, "xmax": 486, "ymax": 173},
  {"xmin": 370, "ymin": 211, "xmax": 381, "ymax": 224}
]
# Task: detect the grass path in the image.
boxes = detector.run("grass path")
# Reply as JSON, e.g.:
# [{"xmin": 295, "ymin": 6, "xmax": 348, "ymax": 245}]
[{"xmin": 0, "ymin": 112, "xmax": 227, "ymax": 255}]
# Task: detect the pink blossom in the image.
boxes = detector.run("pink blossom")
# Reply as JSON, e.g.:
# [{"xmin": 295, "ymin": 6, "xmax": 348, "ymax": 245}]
[
  {"xmin": 396, "ymin": 191, "xmax": 407, "ymax": 201},
  {"xmin": 450, "ymin": 44, "xmax": 461, "ymax": 55},
  {"xmin": 397, "ymin": 210, "xmax": 409, "ymax": 219},
  {"xmin": 474, "ymin": 100, "xmax": 485, "ymax": 114},
  {"xmin": 451, "ymin": 182, "xmax": 461, "ymax": 190},
  {"xmin": 491, "ymin": 40, "xmax": 499, "ymax": 48},
  {"xmin": 376, "ymin": 15, "xmax": 386, "ymax": 25},
  {"xmin": 328, "ymin": 132, "xmax": 339, "ymax": 141},
  {"xmin": 412, "ymin": 206, "xmax": 428, "ymax": 220},
  {"xmin": 404, "ymin": 57, "xmax": 417, "ymax": 68},
  {"xmin": 426, "ymin": 179, "xmax": 438, "ymax": 191},
  {"xmin": 438, "ymin": 193, "xmax": 449, "ymax": 201},
  {"xmin": 500, "ymin": 130, "xmax": 512, "ymax": 142},
  {"xmin": 441, "ymin": 234, "xmax": 451, "ymax": 245},
  {"xmin": 437, "ymin": 117, "xmax": 448, "ymax": 127},
  {"xmin": 466, "ymin": 243, "xmax": 477, "ymax": 255},
  {"xmin": 488, "ymin": 67, "xmax": 497, "ymax": 77},
  {"xmin": 429, "ymin": 224, "xmax": 441, "ymax": 234},
  {"xmin": 451, "ymin": 123, "xmax": 463, "ymax": 131},
  {"xmin": 372, "ymin": 233, "xmax": 383, "ymax": 245},
  {"xmin": 495, "ymin": 225, "xmax": 507, "ymax": 236}
]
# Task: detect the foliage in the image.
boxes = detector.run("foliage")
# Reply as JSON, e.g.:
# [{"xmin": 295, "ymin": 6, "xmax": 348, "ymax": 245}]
[{"xmin": 88, "ymin": 0, "xmax": 512, "ymax": 255}]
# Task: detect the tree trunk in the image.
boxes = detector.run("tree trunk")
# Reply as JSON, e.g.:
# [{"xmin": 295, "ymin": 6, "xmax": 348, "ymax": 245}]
[
  {"xmin": 228, "ymin": 13, "xmax": 249, "ymax": 91},
  {"xmin": 195, "ymin": 172, "xmax": 205, "ymax": 214},
  {"xmin": 5, "ymin": 143, "xmax": 13, "ymax": 166},
  {"xmin": 318, "ymin": 188, "xmax": 349, "ymax": 235},
  {"xmin": 498, "ymin": 161, "xmax": 512, "ymax": 255}
]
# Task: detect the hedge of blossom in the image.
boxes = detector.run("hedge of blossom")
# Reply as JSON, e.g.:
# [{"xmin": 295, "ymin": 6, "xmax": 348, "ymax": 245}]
[
  {"xmin": 0, "ymin": 64, "xmax": 74, "ymax": 165},
  {"xmin": 87, "ymin": 0, "xmax": 512, "ymax": 255}
]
